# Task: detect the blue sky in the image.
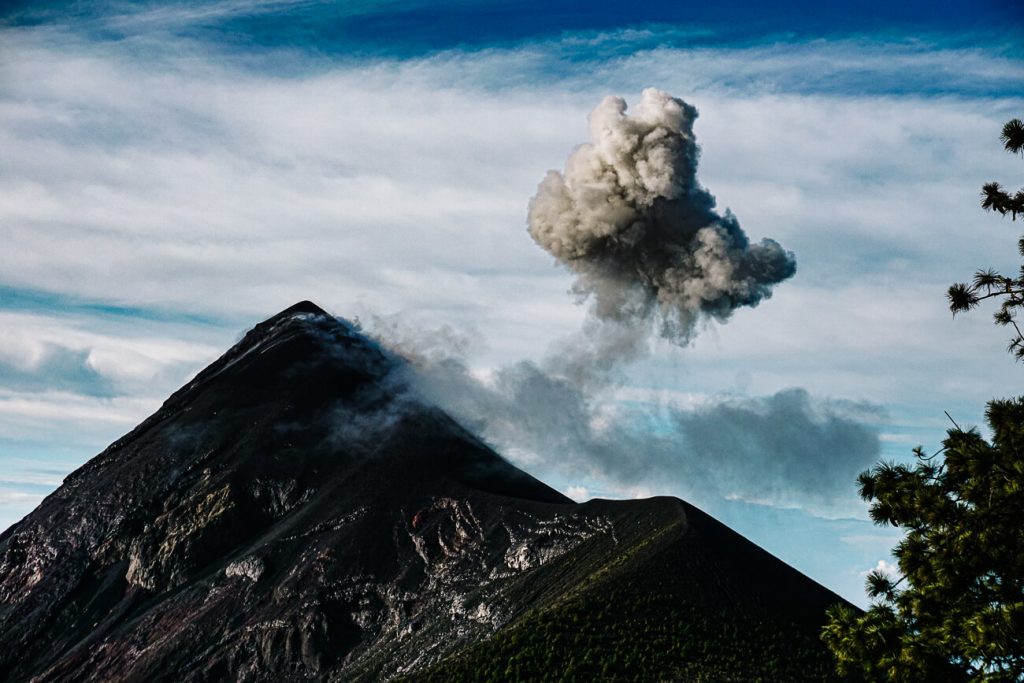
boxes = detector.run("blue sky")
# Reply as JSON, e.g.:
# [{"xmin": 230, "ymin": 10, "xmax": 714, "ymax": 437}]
[{"xmin": 1, "ymin": 0, "xmax": 1022, "ymax": 605}]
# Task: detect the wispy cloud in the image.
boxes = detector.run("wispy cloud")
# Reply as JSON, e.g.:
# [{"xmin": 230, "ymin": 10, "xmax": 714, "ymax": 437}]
[
  {"xmin": 2, "ymin": 31, "xmax": 1019, "ymax": 336},
  {"xmin": 2, "ymin": 26, "xmax": 1019, "ymax": 453},
  {"xmin": 0, "ymin": 489, "xmax": 44, "ymax": 506},
  {"xmin": 0, "ymin": 311, "xmax": 219, "ymax": 393},
  {"xmin": 0, "ymin": 391, "xmax": 156, "ymax": 428}
]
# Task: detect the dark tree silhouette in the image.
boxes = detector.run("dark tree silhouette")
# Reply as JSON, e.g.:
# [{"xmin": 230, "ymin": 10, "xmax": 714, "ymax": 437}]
[
  {"xmin": 823, "ymin": 119, "xmax": 1024, "ymax": 681},
  {"xmin": 949, "ymin": 118, "xmax": 1024, "ymax": 358},
  {"xmin": 1001, "ymin": 118, "xmax": 1024, "ymax": 155},
  {"xmin": 822, "ymin": 402, "xmax": 1024, "ymax": 682}
]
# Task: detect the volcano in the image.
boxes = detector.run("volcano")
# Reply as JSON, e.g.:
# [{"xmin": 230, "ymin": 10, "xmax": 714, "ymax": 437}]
[{"xmin": 0, "ymin": 302, "xmax": 852, "ymax": 681}]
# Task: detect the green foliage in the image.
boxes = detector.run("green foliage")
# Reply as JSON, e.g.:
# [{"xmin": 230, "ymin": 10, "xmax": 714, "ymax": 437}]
[
  {"xmin": 412, "ymin": 583, "xmax": 837, "ymax": 682},
  {"xmin": 823, "ymin": 399, "xmax": 1024, "ymax": 681},
  {"xmin": 949, "ymin": 117, "xmax": 1024, "ymax": 359},
  {"xmin": 828, "ymin": 116, "xmax": 1024, "ymax": 681}
]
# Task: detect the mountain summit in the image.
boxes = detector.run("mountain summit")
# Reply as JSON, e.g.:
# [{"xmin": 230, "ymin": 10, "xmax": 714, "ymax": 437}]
[{"xmin": 0, "ymin": 303, "xmax": 851, "ymax": 681}]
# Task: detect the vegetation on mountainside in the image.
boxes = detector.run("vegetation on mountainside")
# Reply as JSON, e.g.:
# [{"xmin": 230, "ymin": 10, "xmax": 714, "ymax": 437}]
[{"xmin": 411, "ymin": 514, "xmax": 844, "ymax": 682}]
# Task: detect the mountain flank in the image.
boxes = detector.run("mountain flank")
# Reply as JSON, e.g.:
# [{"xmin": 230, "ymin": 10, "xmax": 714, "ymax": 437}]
[{"xmin": 0, "ymin": 302, "xmax": 854, "ymax": 681}]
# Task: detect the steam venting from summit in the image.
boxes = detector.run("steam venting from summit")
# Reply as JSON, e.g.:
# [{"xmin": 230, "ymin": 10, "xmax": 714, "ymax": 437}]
[{"xmin": 528, "ymin": 88, "xmax": 796, "ymax": 342}]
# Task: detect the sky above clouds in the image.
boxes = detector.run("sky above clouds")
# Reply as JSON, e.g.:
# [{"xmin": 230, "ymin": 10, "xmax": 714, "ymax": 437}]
[{"xmin": 1, "ymin": 0, "xmax": 1022, "ymax": 605}]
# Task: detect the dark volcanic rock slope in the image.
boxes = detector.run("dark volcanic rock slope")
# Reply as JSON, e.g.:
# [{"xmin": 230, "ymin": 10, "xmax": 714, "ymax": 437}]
[{"xmin": 0, "ymin": 302, "xmax": 850, "ymax": 682}]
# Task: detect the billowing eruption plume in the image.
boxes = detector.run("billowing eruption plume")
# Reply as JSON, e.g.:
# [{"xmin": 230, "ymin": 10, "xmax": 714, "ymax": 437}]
[
  {"xmin": 528, "ymin": 88, "xmax": 796, "ymax": 342},
  {"xmin": 366, "ymin": 92, "xmax": 873, "ymax": 517}
]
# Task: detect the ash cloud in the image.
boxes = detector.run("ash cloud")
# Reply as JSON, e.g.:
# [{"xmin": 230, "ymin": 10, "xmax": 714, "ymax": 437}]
[
  {"xmin": 356, "ymin": 90, "xmax": 867, "ymax": 516},
  {"xmin": 528, "ymin": 88, "xmax": 796, "ymax": 343},
  {"xmin": 672, "ymin": 389, "xmax": 882, "ymax": 510},
  {"xmin": 368, "ymin": 318, "xmax": 882, "ymax": 517}
]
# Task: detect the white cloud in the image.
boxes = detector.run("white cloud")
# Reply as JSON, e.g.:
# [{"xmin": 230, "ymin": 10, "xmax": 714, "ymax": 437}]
[
  {"xmin": 0, "ymin": 312, "xmax": 219, "ymax": 385},
  {"xmin": 0, "ymin": 489, "xmax": 45, "ymax": 506},
  {"xmin": 861, "ymin": 558, "xmax": 901, "ymax": 579},
  {"xmin": 0, "ymin": 390, "xmax": 156, "ymax": 427},
  {"xmin": 0, "ymin": 473, "xmax": 64, "ymax": 487},
  {"xmin": 564, "ymin": 485, "xmax": 589, "ymax": 501},
  {"xmin": 879, "ymin": 433, "xmax": 915, "ymax": 443}
]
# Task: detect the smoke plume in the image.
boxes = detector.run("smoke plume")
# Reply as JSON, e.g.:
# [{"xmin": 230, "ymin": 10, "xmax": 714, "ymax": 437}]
[
  {"xmin": 364, "ymin": 315, "xmax": 882, "ymax": 518},
  {"xmin": 528, "ymin": 88, "xmax": 796, "ymax": 342},
  {"xmin": 358, "ymin": 90, "xmax": 872, "ymax": 517}
]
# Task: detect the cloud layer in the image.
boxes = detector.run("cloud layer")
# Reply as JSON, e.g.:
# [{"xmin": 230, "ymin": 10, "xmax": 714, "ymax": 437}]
[
  {"xmin": 1, "ymin": 30, "xmax": 1018, "ymax": 462},
  {"xmin": 1, "ymin": 29, "xmax": 1019, "ymax": 505},
  {"xmin": 2, "ymin": 19, "xmax": 1022, "ymax": 606}
]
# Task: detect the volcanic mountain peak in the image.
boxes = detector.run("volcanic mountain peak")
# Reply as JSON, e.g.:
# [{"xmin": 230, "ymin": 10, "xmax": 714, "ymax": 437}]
[
  {"xmin": 90, "ymin": 301, "xmax": 393, "ymax": 463},
  {"xmin": 177, "ymin": 299, "xmax": 391, "ymax": 396},
  {"xmin": 0, "ymin": 302, "xmax": 851, "ymax": 682},
  {"xmin": 277, "ymin": 299, "xmax": 330, "ymax": 317}
]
